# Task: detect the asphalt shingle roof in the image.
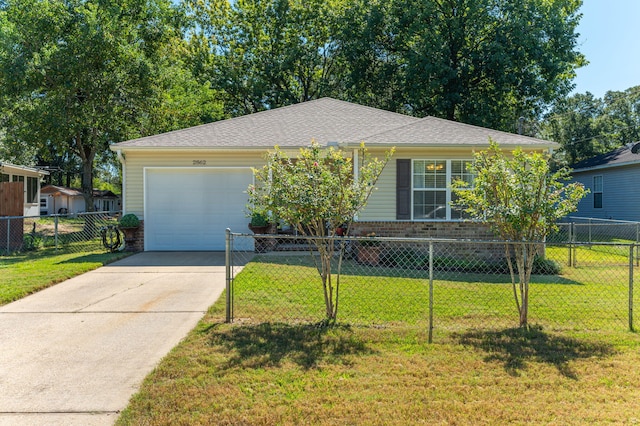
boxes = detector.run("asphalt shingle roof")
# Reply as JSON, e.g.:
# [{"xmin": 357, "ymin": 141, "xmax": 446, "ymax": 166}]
[
  {"xmin": 361, "ymin": 116, "xmax": 554, "ymax": 147},
  {"xmin": 112, "ymin": 97, "xmax": 556, "ymax": 150},
  {"xmin": 571, "ymin": 143, "xmax": 640, "ymax": 171}
]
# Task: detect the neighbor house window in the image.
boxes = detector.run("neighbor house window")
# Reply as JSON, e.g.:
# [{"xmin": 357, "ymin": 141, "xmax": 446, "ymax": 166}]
[
  {"xmin": 26, "ymin": 177, "xmax": 38, "ymax": 204},
  {"xmin": 593, "ymin": 175, "xmax": 603, "ymax": 209},
  {"xmin": 412, "ymin": 159, "xmax": 474, "ymax": 220},
  {"xmin": 1, "ymin": 174, "xmax": 9, "ymax": 182}
]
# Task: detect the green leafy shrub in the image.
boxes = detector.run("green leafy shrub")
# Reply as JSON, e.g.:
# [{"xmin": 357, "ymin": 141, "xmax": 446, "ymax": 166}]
[
  {"xmin": 119, "ymin": 213, "xmax": 140, "ymax": 228},
  {"xmin": 22, "ymin": 233, "xmax": 43, "ymax": 251},
  {"xmin": 250, "ymin": 212, "xmax": 269, "ymax": 227}
]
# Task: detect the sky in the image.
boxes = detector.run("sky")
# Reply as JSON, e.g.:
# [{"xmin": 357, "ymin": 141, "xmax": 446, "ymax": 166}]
[{"xmin": 572, "ymin": 0, "xmax": 640, "ymax": 98}]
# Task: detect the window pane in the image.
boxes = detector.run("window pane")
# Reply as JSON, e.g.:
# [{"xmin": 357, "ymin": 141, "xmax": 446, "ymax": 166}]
[
  {"xmin": 1, "ymin": 174, "xmax": 9, "ymax": 182},
  {"xmin": 413, "ymin": 190, "xmax": 446, "ymax": 219},
  {"xmin": 450, "ymin": 191, "xmax": 471, "ymax": 219},
  {"xmin": 413, "ymin": 161, "xmax": 447, "ymax": 189},
  {"xmin": 593, "ymin": 176, "xmax": 603, "ymax": 192},
  {"xmin": 451, "ymin": 160, "xmax": 474, "ymax": 187},
  {"xmin": 594, "ymin": 192, "xmax": 603, "ymax": 209},
  {"xmin": 27, "ymin": 177, "xmax": 38, "ymax": 203}
]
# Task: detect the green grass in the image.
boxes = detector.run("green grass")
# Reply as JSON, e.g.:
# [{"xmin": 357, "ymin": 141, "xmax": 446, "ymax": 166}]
[
  {"xmin": 0, "ymin": 249, "xmax": 130, "ymax": 305},
  {"xmin": 117, "ymin": 254, "xmax": 640, "ymax": 425}
]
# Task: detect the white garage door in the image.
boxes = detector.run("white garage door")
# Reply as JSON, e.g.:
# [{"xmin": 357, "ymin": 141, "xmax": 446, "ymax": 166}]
[{"xmin": 145, "ymin": 168, "xmax": 253, "ymax": 251}]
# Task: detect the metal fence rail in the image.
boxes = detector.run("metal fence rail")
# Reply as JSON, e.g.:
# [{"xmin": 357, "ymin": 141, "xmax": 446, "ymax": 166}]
[
  {"xmin": 0, "ymin": 211, "xmax": 122, "ymax": 255},
  {"xmin": 226, "ymin": 232, "xmax": 637, "ymax": 341},
  {"xmin": 553, "ymin": 217, "xmax": 640, "ymax": 244}
]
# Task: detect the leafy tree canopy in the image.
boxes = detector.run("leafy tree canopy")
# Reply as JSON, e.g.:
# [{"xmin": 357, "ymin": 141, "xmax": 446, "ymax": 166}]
[
  {"xmin": 186, "ymin": 0, "xmax": 584, "ymax": 131},
  {"xmin": 452, "ymin": 140, "xmax": 587, "ymax": 327},
  {"xmin": 247, "ymin": 142, "xmax": 393, "ymax": 320},
  {"xmin": 542, "ymin": 86, "xmax": 640, "ymax": 165}
]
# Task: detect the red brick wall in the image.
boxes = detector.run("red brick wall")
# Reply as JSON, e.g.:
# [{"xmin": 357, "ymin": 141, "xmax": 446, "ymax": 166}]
[
  {"xmin": 350, "ymin": 221, "xmax": 495, "ymax": 239},
  {"xmin": 350, "ymin": 221, "xmax": 503, "ymax": 260},
  {"xmin": 133, "ymin": 220, "xmax": 144, "ymax": 251}
]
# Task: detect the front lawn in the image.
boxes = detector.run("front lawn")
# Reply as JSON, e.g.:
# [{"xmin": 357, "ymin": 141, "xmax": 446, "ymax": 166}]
[
  {"xmin": 117, "ymin": 258, "xmax": 640, "ymax": 425},
  {"xmin": 0, "ymin": 249, "xmax": 130, "ymax": 305}
]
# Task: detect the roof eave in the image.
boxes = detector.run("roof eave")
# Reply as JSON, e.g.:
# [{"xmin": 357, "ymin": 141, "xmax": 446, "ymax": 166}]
[
  {"xmin": 0, "ymin": 162, "xmax": 49, "ymax": 176},
  {"xmin": 572, "ymin": 160, "xmax": 640, "ymax": 174},
  {"xmin": 339, "ymin": 142, "xmax": 558, "ymax": 150}
]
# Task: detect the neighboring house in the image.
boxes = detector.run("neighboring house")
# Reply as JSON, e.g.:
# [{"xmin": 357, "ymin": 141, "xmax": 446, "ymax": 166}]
[
  {"xmin": 40, "ymin": 185, "xmax": 120, "ymax": 215},
  {"xmin": 0, "ymin": 162, "xmax": 48, "ymax": 216},
  {"xmin": 570, "ymin": 142, "xmax": 640, "ymax": 222},
  {"xmin": 110, "ymin": 97, "xmax": 557, "ymax": 251}
]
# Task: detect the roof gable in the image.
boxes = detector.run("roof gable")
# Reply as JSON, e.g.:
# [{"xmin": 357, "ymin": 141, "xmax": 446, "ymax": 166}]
[
  {"xmin": 111, "ymin": 97, "xmax": 556, "ymax": 150},
  {"xmin": 113, "ymin": 98, "xmax": 419, "ymax": 149}
]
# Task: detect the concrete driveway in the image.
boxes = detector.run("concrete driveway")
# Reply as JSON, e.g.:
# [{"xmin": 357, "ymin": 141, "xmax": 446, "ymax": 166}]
[{"xmin": 0, "ymin": 252, "xmax": 240, "ymax": 426}]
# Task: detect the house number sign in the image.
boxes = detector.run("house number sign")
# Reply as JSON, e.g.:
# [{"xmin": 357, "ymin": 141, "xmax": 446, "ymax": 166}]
[{"xmin": 192, "ymin": 160, "xmax": 207, "ymax": 166}]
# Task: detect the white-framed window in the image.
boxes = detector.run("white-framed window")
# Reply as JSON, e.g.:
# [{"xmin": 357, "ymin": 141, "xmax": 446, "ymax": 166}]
[
  {"xmin": 412, "ymin": 159, "xmax": 474, "ymax": 220},
  {"xmin": 26, "ymin": 177, "xmax": 38, "ymax": 204},
  {"xmin": 593, "ymin": 175, "xmax": 603, "ymax": 209}
]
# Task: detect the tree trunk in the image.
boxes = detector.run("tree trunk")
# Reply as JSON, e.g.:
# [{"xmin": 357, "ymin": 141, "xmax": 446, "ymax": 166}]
[{"xmin": 75, "ymin": 133, "xmax": 96, "ymax": 213}]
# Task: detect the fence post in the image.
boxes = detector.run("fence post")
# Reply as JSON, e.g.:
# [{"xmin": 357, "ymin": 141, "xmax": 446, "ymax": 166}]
[
  {"xmin": 54, "ymin": 215, "xmax": 59, "ymax": 250},
  {"xmin": 629, "ymin": 245, "xmax": 634, "ymax": 332},
  {"xmin": 225, "ymin": 228, "xmax": 233, "ymax": 323},
  {"xmin": 568, "ymin": 223, "xmax": 573, "ymax": 267},
  {"xmin": 636, "ymin": 223, "xmax": 640, "ymax": 266},
  {"xmin": 428, "ymin": 241, "xmax": 434, "ymax": 344},
  {"xmin": 5, "ymin": 218, "xmax": 9, "ymax": 255}
]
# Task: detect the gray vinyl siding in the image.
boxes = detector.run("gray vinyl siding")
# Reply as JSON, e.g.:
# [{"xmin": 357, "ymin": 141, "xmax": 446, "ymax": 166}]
[{"xmin": 572, "ymin": 164, "xmax": 640, "ymax": 221}]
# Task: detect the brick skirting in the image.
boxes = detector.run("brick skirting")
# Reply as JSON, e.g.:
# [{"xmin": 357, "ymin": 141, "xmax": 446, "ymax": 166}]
[
  {"xmin": 350, "ymin": 221, "xmax": 504, "ymax": 260},
  {"xmin": 350, "ymin": 221, "xmax": 495, "ymax": 240}
]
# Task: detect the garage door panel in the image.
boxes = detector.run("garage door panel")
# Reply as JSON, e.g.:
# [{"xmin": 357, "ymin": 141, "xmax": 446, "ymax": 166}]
[{"xmin": 145, "ymin": 168, "xmax": 252, "ymax": 251}]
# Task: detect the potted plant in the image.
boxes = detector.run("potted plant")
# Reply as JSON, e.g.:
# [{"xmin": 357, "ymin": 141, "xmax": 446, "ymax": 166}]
[
  {"xmin": 248, "ymin": 212, "xmax": 270, "ymax": 234},
  {"xmin": 248, "ymin": 211, "xmax": 276, "ymax": 252},
  {"xmin": 119, "ymin": 213, "xmax": 140, "ymax": 251},
  {"xmin": 357, "ymin": 232, "xmax": 382, "ymax": 266}
]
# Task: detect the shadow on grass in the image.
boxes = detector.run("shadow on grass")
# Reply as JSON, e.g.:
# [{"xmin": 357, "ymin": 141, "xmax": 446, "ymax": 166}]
[
  {"xmin": 455, "ymin": 325, "xmax": 616, "ymax": 379},
  {"xmin": 205, "ymin": 322, "xmax": 375, "ymax": 370}
]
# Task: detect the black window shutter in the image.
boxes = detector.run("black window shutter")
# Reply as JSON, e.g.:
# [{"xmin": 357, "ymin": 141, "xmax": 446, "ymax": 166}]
[{"xmin": 396, "ymin": 159, "xmax": 411, "ymax": 220}]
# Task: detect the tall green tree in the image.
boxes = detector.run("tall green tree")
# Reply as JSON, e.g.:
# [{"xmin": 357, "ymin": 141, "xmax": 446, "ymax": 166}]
[
  {"xmin": 340, "ymin": 0, "xmax": 585, "ymax": 131},
  {"xmin": 186, "ymin": 0, "xmax": 346, "ymax": 115},
  {"xmin": 452, "ymin": 141, "xmax": 587, "ymax": 328},
  {"xmin": 541, "ymin": 92, "xmax": 606, "ymax": 165},
  {"xmin": 0, "ymin": 0, "xmax": 223, "ymax": 209},
  {"xmin": 542, "ymin": 86, "xmax": 640, "ymax": 165}
]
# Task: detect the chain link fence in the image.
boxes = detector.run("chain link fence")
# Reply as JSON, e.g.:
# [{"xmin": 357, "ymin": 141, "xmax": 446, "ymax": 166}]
[
  {"xmin": 553, "ymin": 217, "xmax": 640, "ymax": 244},
  {"xmin": 226, "ymin": 232, "xmax": 638, "ymax": 341},
  {"xmin": 0, "ymin": 211, "xmax": 123, "ymax": 255}
]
